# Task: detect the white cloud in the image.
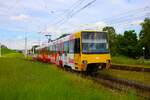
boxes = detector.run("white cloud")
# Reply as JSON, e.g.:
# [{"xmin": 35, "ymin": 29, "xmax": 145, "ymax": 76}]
[
  {"xmin": 130, "ymin": 20, "xmax": 143, "ymax": 25},
  {"xmin": 1, "ymin": 39, "xmax": 33, "ymax": 50},
  {"xmin": 10, "ymin": 14, "xmax": 29, "ymax": 21},
  {"xmin": 46, "ymin": 26, "xmax": 61, "ymax": 34},
  {"xmin": 42, "ymin": 26, "xmax": 62, "ymax": 39},
  {"xmin": 74, "ymin": 21, "xmax": 107, "ymax": 31}
]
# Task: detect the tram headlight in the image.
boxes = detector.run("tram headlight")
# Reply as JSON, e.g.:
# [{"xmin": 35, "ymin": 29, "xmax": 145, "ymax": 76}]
[{"xmin": 82, "ymin": 60, "xmax": 87, "ymax": 65}]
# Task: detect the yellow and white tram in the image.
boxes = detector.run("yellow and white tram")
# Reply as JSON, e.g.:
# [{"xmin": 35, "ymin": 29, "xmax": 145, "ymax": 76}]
[{"xmin": 35, "ymin": 30, "xmax": 111, "ymax": 72}]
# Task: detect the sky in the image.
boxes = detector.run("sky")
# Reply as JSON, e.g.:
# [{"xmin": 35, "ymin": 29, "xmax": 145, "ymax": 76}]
[{"xmin": 0, "ymin": 0, "xmax": 150, "ymax": 50}]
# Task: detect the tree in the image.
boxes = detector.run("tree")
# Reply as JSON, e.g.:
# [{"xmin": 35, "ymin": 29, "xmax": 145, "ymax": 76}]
[
  {"xmin": 116, "ymin": 30, "xmax": 139, "ymax": 58},
  {"xmin": 124, "ymin": 30, "xmax": 138, "ymax": 58},
  {"xmin": 140, "ymin": 18, "xmax": 150, "ymax": 59},
  {"xmin": 115, "ymin": 34, "xmax": 125, "ymax": 55},
  {"xmin": 102, "ymin": 26, "xmax": 117, "ymax": 55}
]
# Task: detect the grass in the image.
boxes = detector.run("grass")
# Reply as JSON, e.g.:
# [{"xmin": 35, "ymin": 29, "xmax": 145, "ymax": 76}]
[
  {"xmin": 1, "ymin": 47, "xmax": 16, "ymax": 55},
  {"xmin": 101, "ymin": 69, "xmax": 150, "ymax": 86},
  {"xmin": 0, "ymin": 53, "xmax": 137, "ymax": 100},
  {"xmin": 112, "ymin": 55, "xmax": 150, "ymax": 68}
]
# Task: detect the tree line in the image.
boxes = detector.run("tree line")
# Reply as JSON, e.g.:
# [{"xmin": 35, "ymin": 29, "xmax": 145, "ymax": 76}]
[{"xmin": 103, "ymin": 18, "xmax": 150, "ymax": 59}]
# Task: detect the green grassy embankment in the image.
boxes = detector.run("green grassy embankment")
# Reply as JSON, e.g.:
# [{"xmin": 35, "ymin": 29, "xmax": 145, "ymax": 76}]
[
  {"xmin": 108, "ymin": 55, "xmax": 150, "ymax": 87},
  {"xmin": 101, "ymin": 69, "xmax": 150, "ymax": 86},
  {"xmin": 0, "ymin": 53, "xmax": 137, "ymax": 100},
  {"xmin": 112, "ymin": 56, "xmax": 150, "ymax": 68},
  {"xmin": 1, "ymin": 47, "xmax": 16, "ymax": 55}
]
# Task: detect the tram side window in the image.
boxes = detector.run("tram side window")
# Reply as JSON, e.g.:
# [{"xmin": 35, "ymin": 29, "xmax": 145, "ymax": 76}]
[
  {"xmin": 50, "ymin": 46, "xmax": 52, "ymax": 51},
  {"xmin": 56, "ymin": 44, "xmax": 59, "ymax": 52},
  {"xmin": 69, "ymin": 40, "xmax": 75, "ymax": 53},
  {"xmin": 58, "ymin": 44, "xmax": 60, "ymax": 52},
  {"xmin": 52, "ymin": 45, "xmax": 56, "ymax": 53},
  {"xmin": 54, "ymin": 45, "xmax": 56, "ymax": 53},
  {"xmin": 48, "ymin": 46, "xmax": 51, "ymax": 54},
  {"xmin": 59, "ymin": 44, "xmax": 62, "ymax": 53},
  {"xmin": 74, "ymin": 38, "xmax": 80, "ymax": 53},
  {"xmin": 59, "ymin": 43, "xmax": 63, "ymax": 53},
  {"xmin": 64, "ymin": 41, "xmax": 69, "ymax": 53},
  {"xmin": 52, "ymin": 45, "xmax": 54, "ymax": 52}
]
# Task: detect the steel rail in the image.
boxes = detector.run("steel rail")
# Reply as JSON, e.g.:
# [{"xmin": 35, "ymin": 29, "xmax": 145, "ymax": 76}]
[{"xmin": 110, "ymin": 64, "xmax": 150, "ymax": 72}]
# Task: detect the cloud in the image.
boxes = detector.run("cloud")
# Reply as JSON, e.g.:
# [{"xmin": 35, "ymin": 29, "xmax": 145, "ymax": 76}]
[
  {"xmin": 94, "ymin": 21, "xmax": 107, "ymax": 28},
  {"xmin": 130, "ymin": 20, "xmax": 143, "ymax": 25},
  {"xmin": 10, "ymin": 14, "xmax": 29, "ymax": 21},
  {"xmin": 74, "ymin": 21, "xmax": 107, "ymax": 31},
  {"xmin": 46, "ymin": 26, "xmax": 61, "ymax": 34}
]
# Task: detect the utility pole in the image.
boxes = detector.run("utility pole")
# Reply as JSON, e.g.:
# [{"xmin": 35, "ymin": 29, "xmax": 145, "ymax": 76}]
[
  {"xmin": 0, "ymin": 42, "xmax": 1, "ymax": 57},
  {"xmin": 24, "ymin": 33, "xmax": 27, "ymax": 58}
]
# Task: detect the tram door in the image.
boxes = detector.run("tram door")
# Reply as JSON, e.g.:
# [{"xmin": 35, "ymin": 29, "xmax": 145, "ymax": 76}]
[
  {"xmin": 74, "ymin": 38, "xmax": 81, "ymax": 70},
  {"xmin": 63, "ymin": 41, "xmax": 69, "ymax": 66}
]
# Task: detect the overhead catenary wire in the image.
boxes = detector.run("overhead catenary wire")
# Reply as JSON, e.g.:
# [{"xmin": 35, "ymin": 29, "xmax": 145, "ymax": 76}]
[
  {"xmin": 36, "ymin": 0, "xmax": 96, "ymax": 36},
  {"xmin": 75, "ymin": 6, "xmax": 150, "ymax": 31},
  {"xmin": 53, "ymin": 0, "xmax": 97, "ymax": 28},
  {"xmin": 34, "ymin": 0, "xmax": 87, "ymax": 35},
  {"xmin": 51, "ymin": 0, "xmax": 87, "ymax": 26},
  {"xmin": 69, "ymin": 0, "xmax": 96, "ymax": 18},
  {"xmin": 93, "ymin": 6, "xmax": 150, "ymax": 24},
  {"xmin": 52, "ymin": 3, "xmax": 149, "ymax": 33}
]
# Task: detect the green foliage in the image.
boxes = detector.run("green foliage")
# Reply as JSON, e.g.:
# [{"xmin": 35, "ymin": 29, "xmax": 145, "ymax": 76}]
[
  {"xmin": 103, "ymin": 18, "xmax": 150, "ymax": 58},
  {"xmin": 102, "ymin": 27, "xmax": 140, "ymax": 58},
  {"xmin": 116, "ymin": 30, "xmax": 139, "ymax": 58},
  {"xmin": 140, "ymin": 18, "xmax": 150, "ymax": 59},
  {"xmin": 1, "ymin": 47, "xmax": 16, "ymax": 56}
]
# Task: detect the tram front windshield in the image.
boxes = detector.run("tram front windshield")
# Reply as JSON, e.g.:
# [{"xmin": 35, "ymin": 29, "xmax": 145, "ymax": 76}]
[{"xmin": 82, "ymin": 32, "xmax": 109, "ymax": 54}]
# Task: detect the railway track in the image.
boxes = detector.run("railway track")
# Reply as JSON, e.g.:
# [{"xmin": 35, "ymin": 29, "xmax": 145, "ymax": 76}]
[
  {"xmin": 110, "ymin": 64, "xmax": 150, "ymax": 72},
  {"xmin": 95, "ymin": 73, "xmax": 150, "ymax": 92},
  {"xmin": 89, "ymin": 72, "xmax": 150, "ymax": 99}
]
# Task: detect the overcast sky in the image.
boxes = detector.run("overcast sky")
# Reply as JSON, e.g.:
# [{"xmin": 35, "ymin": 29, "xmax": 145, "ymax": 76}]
[{"xmin": 0, "ymin": 0, "xmax": 150, "ymax": 50}]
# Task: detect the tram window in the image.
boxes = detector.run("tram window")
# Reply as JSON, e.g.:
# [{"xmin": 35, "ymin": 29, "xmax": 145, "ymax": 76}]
[
  {"xmin": 60, "ymin": 43, "xmax": 63, "ymax": 53},
  {"xmin": 64, "ymin": 41, "xmax": 69, "ymax": 53},
  {"xmin": 51, "ymin": 45, "xmax": 53, "ymax": 51},
  {"xmin": 58, "ymin": 44, "xmax": 61, "ymax": 53},
  {"xmin": 69, "ymin": 40, "xmax": 75, "ymax": 53},
  {"xmin": 55, "ymin": 44, "xmax": 57, "ymax": 52},
  {"xmin": 74, "ymin": 38, "xmax": 80, "ymax": 53},
  {"xmin": 52, "ymin": 45, "xmax": 54, "ymax": 52},
  {"xmin": 49, "ymin": 47, "xmax": 51, "ymax": 53},
  {"xmin": 54, "ymin": 45, "xmax": 56, "ymax": 53},
  {"xmin": 48, "ymin": 46, "xmax": 50, "ymax": 51},
  {"xmin": 58, "ymin": 44, "xmax": 60, "ymax": 52},
  {"xmin": 57, "ymin": 44, "xmax": 59, "ymax": 52},
  {"xmin": 56, "ymin": 44, "xmax": 58, "ymax": 52}
]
